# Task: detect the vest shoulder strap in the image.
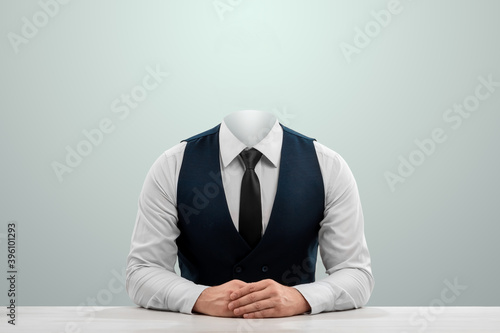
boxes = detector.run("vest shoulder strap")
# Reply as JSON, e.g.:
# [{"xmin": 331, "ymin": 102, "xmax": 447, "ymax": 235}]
[
  {"xmin": 182, "ymin": 124, "xmax": 221, "ymax": 142},
  {"xmin": 280, "ymin": 124, "xmax": 316, "ymax": 141}
]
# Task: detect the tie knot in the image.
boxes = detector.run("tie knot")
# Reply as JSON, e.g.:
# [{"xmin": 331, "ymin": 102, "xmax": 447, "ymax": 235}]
[{"xmin": 240, "ymin": 148, "xmax": 262, "ymax": 170}]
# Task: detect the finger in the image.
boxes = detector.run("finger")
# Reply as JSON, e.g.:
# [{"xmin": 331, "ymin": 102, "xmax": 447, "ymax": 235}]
[
  {"xmin": 230, "ymin": 281, "xmax": 267, "ymax": 300},
  {"xmin": 243, "ymin": 308, "xmax": 276, "ymax": 319},
  {"xmin": 233, "ymin": 299, "xmax": 274, "ymax": 316},
  {"xmin": 228, "ymin": 289, "xmax": 269, "ymax": 311},
  {"xmin": 228, "ymin": 279, "xmax": 247, "ymax": 289}
]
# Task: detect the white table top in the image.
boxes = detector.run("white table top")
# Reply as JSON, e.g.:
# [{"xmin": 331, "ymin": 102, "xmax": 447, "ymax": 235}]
[{"xmin": 2, "ymin": 306, "xmax": 499, "ymax": 332}]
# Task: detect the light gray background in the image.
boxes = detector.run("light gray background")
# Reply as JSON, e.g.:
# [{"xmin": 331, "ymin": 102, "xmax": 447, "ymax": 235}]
[{"xmin": 1, "ymin": 0, "xmax": 499, "ymax": 308}]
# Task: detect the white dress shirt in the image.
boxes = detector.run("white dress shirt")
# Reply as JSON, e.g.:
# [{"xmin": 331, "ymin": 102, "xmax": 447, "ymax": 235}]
[{"xmin": 126, "ymin": 120, "xmax": 374, "ymax": 315}]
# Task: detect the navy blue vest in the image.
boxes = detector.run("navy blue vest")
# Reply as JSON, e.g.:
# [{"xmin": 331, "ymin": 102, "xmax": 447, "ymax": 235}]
[{"xmin": 176, "ymin": 124, "xmax": 324, "ymax": 286}]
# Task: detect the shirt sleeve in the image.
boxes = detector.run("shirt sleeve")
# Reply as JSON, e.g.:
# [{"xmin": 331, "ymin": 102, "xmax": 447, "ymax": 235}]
[
  {"xmin": 293, "ymin": 141, "xmax": 374, "ymax": 314},
  {"xmin": 125, "ymin": 142, "xmax": 208, "ymax": 314}
]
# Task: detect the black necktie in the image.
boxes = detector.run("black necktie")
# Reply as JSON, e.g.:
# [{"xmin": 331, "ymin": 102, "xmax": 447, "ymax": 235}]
[{"xmin": 239, "ymin": 148, "xmax": 263, "ymax": 249}]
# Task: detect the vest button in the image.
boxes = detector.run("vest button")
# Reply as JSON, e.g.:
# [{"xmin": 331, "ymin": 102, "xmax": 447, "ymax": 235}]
[
  {"xmin": 261, "ymin": 265, "xmax": 268, "ymax": 273},
  {"xmin": 235, "ymin": 266, "xmax": 242, "ymax": 274}
]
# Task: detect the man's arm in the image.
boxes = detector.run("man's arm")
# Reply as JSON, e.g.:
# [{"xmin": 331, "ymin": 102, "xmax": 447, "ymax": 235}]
[
  {"xmin": 126, "ymin": 144, "xmax": 208, "ymax": 314},
  {"xmin": 228, "ymin": 142, "xmax": 374, "ymax": 317},
  {"xmin": 292, "ymin": 142, "xmax": 374, "ymax": 314}
]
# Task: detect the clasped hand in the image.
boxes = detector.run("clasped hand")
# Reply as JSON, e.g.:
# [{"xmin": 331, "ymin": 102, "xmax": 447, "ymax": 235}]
[{"xmin": 192, "ymin": 279, "xmax": 310, "ymax": 318}]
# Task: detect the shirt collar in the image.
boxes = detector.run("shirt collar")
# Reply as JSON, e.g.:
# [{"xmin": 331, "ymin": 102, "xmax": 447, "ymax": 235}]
[{"xmin": 219, "ymin": 119, "xmax": 282, "ymax": 168}]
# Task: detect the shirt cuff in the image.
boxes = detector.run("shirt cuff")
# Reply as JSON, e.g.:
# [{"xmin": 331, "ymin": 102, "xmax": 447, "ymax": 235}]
[
  {"xmin": 293, "ymin": 281, "xmax": 335, "ymax": 315},
  {"xmin": 166, "ymin": 282, "xmax": 209, "ymax": 314}
]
